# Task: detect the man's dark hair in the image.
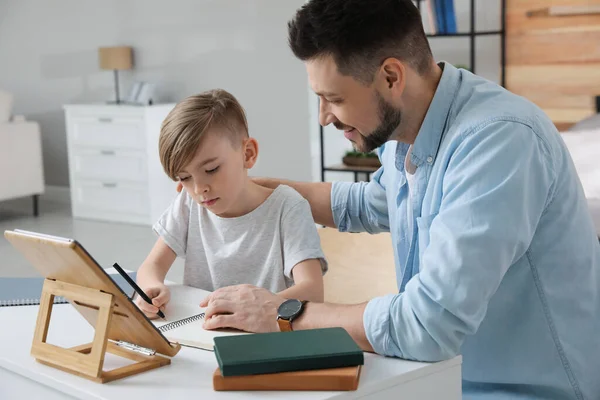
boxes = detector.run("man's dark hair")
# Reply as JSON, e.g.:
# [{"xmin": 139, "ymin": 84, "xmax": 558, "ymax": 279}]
[{"xmin": 288, "ymin": 0, "xmax": 433, "ymax": 84}]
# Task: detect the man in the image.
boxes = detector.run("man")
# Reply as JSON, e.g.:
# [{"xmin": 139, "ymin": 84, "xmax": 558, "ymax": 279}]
[{"xmin": 197, "ymin": 0, "xmax": 600, "ymax": 398}]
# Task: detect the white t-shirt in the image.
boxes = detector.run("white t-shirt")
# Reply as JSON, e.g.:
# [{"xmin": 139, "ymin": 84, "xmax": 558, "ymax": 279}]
[
  {"xmin": 153, "ymin": 185, "xmax": 328, "ymax": 293},
  {"xmin": 405, "ymin": 145, "xmax": 417, "ymax": 240}
]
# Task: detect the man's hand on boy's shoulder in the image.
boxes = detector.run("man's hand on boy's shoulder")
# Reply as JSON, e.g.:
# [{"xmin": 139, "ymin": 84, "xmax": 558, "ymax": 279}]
[
  {"xmin": 252, "ymin": 177, "xmax": 280, "ymax": 189},
  {"xmin": 200, "ymin": 284, "xmax": 285, "ymax": 333}
]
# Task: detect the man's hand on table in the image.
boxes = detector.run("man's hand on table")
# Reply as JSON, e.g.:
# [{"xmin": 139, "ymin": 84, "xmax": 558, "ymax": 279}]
[{"xmin": 199, "ymin": 284, "xmax": 286, "ymax": 333}]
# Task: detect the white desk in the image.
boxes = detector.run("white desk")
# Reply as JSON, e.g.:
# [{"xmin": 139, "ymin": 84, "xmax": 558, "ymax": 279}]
[{"xmin": 0, "ymin": 305, "xmax": 461, "ymax": 399}]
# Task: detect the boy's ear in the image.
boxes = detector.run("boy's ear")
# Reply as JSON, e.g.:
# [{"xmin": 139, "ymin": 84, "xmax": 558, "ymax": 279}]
[{"xmin": 242, "ymin": 137, "xmax": 259, "ymax": 169}]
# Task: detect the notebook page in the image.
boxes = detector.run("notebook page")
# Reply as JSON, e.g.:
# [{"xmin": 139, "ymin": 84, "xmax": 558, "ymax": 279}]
[
  {"xmin": 151, "ymin": 284, "xmax": 248, "ymax": 351},
  {"xmin": 160, "ymin": 316, "xmax": 247, "ymax": 351},
  {"xmin": 153, "ymin": 302, "xmax": 205, "ymax": 328}
]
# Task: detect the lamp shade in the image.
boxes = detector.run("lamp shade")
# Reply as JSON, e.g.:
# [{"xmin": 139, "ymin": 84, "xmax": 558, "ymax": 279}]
[{"xmin": 98, "ymin": 46, "xmax": 133, "ymax": 70}]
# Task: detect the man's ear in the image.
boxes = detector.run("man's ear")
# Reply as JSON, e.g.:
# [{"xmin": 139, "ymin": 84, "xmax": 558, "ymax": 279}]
[
  {"xmin": 243, "ymin": 137, "xmax": 259, "ymax": 169},
  {"xmin": 378, "ymin": 58, "xmax": 406, "ymax": 96}
]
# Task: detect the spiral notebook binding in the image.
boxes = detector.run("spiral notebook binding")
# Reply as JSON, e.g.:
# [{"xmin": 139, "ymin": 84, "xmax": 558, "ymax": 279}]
[
  {"xmin": 158, "ymin": 313, "xmax": 205, "ymax": 332},
  {"xmin": 0, "ymin": 296, "xmax": 68, "ymax": 307}
]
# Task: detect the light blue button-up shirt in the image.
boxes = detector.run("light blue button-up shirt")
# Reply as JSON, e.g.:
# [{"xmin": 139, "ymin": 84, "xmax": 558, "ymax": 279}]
[{"xmin": 332, "ymin": 62, "xmax": 600, "ymax": 399}]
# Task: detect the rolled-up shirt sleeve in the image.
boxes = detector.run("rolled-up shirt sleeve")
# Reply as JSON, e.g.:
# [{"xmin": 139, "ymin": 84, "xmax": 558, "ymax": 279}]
[
  {"xmin": 331, "ymin": 166, "xmax": 390, "ymax": 233},
  {"xmin": 363, "ymin": 121, "xmax": 555, "ymax": 361}
]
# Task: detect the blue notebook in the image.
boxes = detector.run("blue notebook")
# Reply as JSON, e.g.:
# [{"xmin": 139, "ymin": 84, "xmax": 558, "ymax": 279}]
[
  {"xmin": 443, "ymin": 0, "xmax": 457, "ymax": 34},
  {"xmin": 433, "ymin": 0, "xmax": 446, "ymax": 34},
  {"xmin": 0, "ymin": 271, "xmax": 137, "ymax": 307}
]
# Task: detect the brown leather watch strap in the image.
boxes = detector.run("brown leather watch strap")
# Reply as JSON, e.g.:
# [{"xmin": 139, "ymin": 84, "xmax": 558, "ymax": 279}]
[{"xmin": 277, "ymin": 318, "xmax": 293, "ymax": 332}]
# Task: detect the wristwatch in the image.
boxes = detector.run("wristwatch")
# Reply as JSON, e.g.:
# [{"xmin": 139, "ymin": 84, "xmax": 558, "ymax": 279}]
[{"xmin": 276, "ymin": 299, "xmax": 307, "ymax": 332}]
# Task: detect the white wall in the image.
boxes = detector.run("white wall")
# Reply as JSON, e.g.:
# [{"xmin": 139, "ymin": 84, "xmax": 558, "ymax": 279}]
[
  {"xmin": 309, "ymin": 0, "xmax": 503, "ymax": 183},
  {"xmin": 0, "ymin": 0, "xmax": 311, "ymax": 186}
]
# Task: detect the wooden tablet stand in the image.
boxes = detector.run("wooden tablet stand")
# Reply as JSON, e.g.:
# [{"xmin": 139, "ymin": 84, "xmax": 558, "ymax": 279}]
[
  {"xmin": 4, "ymin": 229, "xmax": 181, "ymax": 384},
  {"xmin": 32, "ymin": 279, "xmax": 169, "ymax": 383}
]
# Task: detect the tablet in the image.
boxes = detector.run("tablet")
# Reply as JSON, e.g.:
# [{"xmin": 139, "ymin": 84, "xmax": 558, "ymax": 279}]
[{"xmin": 4, "ymin": 229, "xmax": 180, "ymax": 357}]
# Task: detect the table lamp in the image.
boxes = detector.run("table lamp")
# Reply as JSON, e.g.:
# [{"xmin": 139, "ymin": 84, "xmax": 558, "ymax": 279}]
[{"xmin": 98, "ymin": 46, "xmax": 133, "ymax": 104}]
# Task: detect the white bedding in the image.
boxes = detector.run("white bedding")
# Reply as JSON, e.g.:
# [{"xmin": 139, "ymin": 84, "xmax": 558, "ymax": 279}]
[{"xmin": 560, "ymin": 128, "xmax": 600, "ymax": 236}]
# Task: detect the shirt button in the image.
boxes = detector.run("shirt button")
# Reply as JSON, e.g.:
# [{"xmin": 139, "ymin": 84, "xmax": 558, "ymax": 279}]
[{"xmin": 426, "ymin": 156, "xmax": 433, "ymax": 163}]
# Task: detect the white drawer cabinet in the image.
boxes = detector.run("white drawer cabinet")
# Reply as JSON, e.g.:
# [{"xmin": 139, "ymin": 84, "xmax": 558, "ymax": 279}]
[
  {"xmin": 71, "ymin": 116, "xmax": 146, "ymax": 150},
  {"xmin": 64, "ymin": 104, "xmax": 178, "ymax": 225},
  {"xmin": 72, "ymin": 149, "xmax": 148, "ymax": 183}
]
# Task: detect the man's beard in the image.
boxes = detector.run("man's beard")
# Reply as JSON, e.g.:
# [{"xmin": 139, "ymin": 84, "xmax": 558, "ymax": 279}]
[{"xmin": 359, "ymin": 92, "xmax": 402, "ymax": 153}]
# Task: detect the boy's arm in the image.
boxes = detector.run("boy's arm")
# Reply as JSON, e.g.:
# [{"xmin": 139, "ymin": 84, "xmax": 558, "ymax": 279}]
[
  {"xmin": 137, "ymin": 237, "xmax": 177, "ymax": 287},
  {"xmin": 135, "ymin": 237, "xmax": 177, "ymax": 317},
  {"xmin": 278, "ymin": 259, "xmax": 324, "ymax": 302},
  {"xmin": 144, "ymin": 189, "xmax": 190, "ymax": 286},
  {"xmin": 279, "ymin": 195, "xmax": 328, "ymax": 303}
]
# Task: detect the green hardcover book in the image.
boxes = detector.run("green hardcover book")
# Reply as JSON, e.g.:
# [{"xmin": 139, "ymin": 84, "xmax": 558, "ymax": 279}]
[{"xmin": 213, "ymin": 327, "xmax": 364, "ymax": 377}]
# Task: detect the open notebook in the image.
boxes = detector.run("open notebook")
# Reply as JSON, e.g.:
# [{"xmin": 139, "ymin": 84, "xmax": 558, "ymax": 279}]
[{"xmin": 152, "ymin": 284, "xmax": 248, "ymax": 351}]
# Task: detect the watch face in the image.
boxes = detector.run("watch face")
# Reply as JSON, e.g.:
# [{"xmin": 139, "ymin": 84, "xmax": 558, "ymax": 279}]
[{"xmin": 278, "ymin": 299, "xmax": 302, "ymax": 319}]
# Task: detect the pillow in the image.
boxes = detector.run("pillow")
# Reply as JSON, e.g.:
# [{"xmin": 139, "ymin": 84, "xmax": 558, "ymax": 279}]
[
  {"xmin": 569, "ymin": 113, "xmax": 600, "ymax": 132},
  {"xmin": 561, "ymin": 129, "xmax": 600, "ymax": 199},
  {"xmin": 561, "ymin": 128, "xmax": 600, "ymax": 236},
  {"xmin": 0, "ymin": 90, "xmax": 13, "ymax": 123}
]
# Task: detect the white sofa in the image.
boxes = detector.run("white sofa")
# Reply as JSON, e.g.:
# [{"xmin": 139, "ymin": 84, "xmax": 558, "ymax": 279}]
[{"xmin": 0, "ymin": 90, "xmax": 45, "ymax": 215}]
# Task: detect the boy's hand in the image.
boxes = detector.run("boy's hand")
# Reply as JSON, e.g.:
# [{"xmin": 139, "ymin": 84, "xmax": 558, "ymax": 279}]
[{"xmin": 135, "ymin": 283, "xmax": 171, "ymax": 319}]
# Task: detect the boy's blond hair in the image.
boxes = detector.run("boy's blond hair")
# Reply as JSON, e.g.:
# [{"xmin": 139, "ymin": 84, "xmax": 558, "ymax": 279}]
[{"xmin": 159, "ymin": 89, "xmax": 249, "ymax": 181}]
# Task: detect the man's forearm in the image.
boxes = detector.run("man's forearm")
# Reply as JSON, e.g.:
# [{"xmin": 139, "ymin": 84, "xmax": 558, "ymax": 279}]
[
  {"xmin": 293, "ymin": 302, "xmax": 374, "ymax": 352},
  {"xmin": 255, "ymin": 177, "xmax": 335, "ymax": 227}
]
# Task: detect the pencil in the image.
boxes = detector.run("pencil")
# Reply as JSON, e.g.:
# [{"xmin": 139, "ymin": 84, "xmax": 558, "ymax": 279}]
[{"xmin": 112, "ymin": 262, "xmax": 165, "ymax": 319}]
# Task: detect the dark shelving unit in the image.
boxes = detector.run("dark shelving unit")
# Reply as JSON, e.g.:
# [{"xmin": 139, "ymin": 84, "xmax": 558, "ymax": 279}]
[{"xmin": 319, "ymin": 0, "xmax": 506, "ymax": 182}]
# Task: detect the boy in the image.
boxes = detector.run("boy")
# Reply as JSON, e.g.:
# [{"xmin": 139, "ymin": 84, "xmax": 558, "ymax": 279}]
[{"xmin": 135, "ymin": 89, "xmax": 327, "ymax": 318}]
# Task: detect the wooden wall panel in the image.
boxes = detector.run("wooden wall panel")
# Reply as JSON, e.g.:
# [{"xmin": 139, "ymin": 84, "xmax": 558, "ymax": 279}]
[
  {"xmin": 511, "ymin": 90, "xmax": 594, "ymax": 110},
  {"xmin": 507, "ymin": 31, "xmax": 600, "ymax": 65},
  {"xmin": 506, "ymin": 0, "xmax": 600, "ymax": 129},
  {"xmin": 507, "ymin": 65, "xmax": 600, "ymax": 95}
]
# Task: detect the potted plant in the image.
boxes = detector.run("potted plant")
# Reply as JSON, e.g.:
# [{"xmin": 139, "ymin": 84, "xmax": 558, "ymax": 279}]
[{"xmin": 342, "ymin": 150, "xmax": 381, "ymax": 168}]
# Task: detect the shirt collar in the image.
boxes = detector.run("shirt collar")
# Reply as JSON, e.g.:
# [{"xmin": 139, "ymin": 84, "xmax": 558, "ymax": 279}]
[{"xmin": 409, "ymin": 61, "xmax": 460, "ymax": 168}]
